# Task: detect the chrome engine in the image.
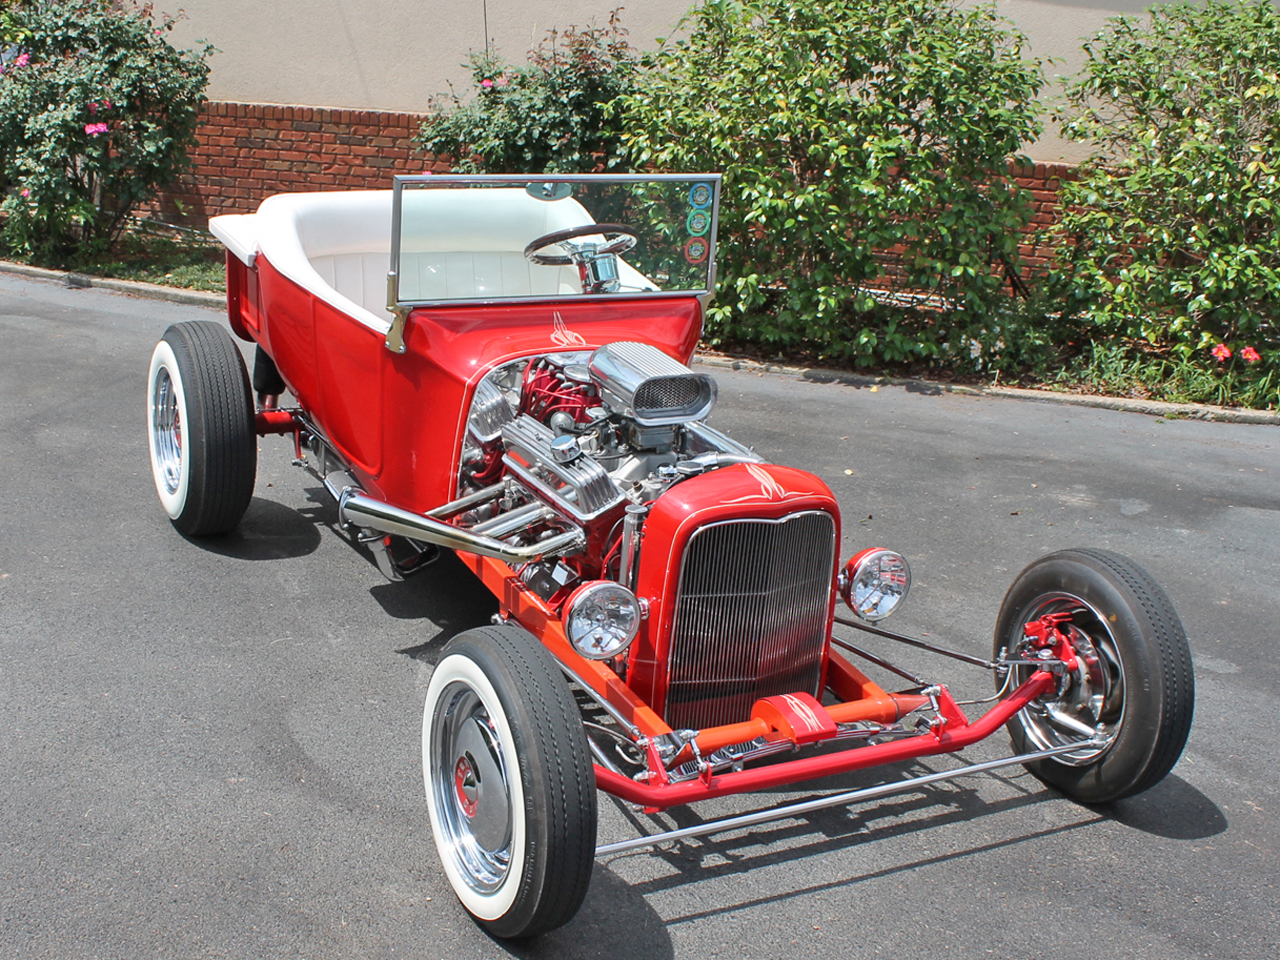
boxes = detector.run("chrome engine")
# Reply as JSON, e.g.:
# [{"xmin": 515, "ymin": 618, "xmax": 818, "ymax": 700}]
[{"xmin": 458, "ymin": 342, "xmax": 759, "ymax": 521}]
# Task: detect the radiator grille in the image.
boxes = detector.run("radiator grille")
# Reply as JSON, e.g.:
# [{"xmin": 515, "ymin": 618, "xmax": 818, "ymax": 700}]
[{"xmin": 664, "ymin": 511, "xmax": 837, "ymax": 730}]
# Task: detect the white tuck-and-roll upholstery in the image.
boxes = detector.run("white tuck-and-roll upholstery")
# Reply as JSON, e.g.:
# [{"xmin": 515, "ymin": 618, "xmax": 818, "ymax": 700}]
[{"xmin": 208, "ymin": 189, "xmax": 618, "ymax": 334}]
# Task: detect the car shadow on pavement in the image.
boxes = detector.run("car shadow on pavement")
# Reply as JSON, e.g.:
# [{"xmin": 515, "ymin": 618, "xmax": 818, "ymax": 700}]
[
  {"xmin": 601, "ymin": 781, "xmax": 1103, "ymax": 925},
  {"xmin": 1100, "ymin": 774, "xmax": 1227, "ymax": 839},
  {"xmin": 373, "ymin": 550, "xmax": 499, "ymax": 662},
  {"xmin": 181, "ymin": 494, "xmax": 324, "ymax": 560},
  {"xmin": 592, "ymin": 761, "xmax": 1225, "ymax": 926},
  {"xmin": 494, "ymin": 865, "xmax": 674, "ymax": 960}
]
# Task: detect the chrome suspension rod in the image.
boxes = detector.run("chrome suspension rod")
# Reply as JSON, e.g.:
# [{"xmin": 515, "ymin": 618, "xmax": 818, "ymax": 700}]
[
  {"xmin": 834, "ymin": 615, "xmax": 996, "ymax": 670},
  {"xmin": 594, "ymin": 740, "xmax": 1100, "ymax": 857},
  {"xmin": 830, "ymin": 635, "xmax": 927, "ymax": 687},
  {"xmin": 559, "ymin": 663, "xmax": 642, "ymax": 739}
]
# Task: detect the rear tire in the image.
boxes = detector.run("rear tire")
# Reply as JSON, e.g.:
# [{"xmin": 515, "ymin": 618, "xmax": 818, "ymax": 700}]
[
  {"xmin": 423, "ymin": 624, "xmax": 596, "ymax": 938},
  {"xmin": 147, "ymin": 321, "xmax": 256, "ymax": 536},
  {"xmin": 994, "ymin": 548, "xmax": 1194, "ymax": 804}
]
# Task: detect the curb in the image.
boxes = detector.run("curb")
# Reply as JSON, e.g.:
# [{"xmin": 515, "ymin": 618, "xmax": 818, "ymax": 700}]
[
  {"xmin": 0, "ymin": 258, "xmax": 224, "ymax": 309},
  {"xmin": 693, "ymin": 354, "xmax": 1280, "ymax": 426},
  {"xmin": 4, "ymin": 258, "xmax": 1274, "ymax": 426}
]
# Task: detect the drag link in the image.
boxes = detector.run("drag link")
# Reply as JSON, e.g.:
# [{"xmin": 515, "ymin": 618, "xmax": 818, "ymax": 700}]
[{"xmin": 595, "ymin": 740, "xmax": 1100, "ymax": 857}]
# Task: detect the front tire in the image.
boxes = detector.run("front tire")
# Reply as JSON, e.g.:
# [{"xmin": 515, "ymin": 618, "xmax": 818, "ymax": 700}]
[
  {"xmin": 423, "ymin": 625, "xmax": 596, "ymax": 938},
  {"xmin": 147, "ymin": 321, "xmax": 256, "ymax": 536},
  {"xmin": 994, "ymin": 548, "xmax": 1194, "ymax": 804}
]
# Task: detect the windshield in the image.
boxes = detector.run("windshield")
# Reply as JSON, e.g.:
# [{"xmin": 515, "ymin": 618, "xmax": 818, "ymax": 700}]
[{"xmin": 390, "ymin": 174, "xmax": 720, "ymax": 306}]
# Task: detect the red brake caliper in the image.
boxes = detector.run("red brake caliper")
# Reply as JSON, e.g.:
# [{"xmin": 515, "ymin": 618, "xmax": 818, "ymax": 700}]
[
  {"xmin": 1022, "ymin": 612, "xmax": 1081, "ymax": 672},
  {"xmin": 454, "ymin": 755, "xmax": 478, "ymax": 818}
]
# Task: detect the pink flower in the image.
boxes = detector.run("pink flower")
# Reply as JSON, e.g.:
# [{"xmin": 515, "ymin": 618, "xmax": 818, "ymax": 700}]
[
  {"xmin": 1211, "ymin": 343, "xmax": 1232, "ymax": 362},
  {"xmin": 84, "ymin": 122, "xmax": 110, "ymax": 137},
  {"xmin": 480, "ymin": 78, "xmax": 494, "ymax": 88},
  {"xmin": 21, "ymin": 188, "xmax": 30, "ymax": 197},
  {"xmin": 89, "ymin": 102, "xmax": 98, "ymax": 115},
  {"xmin": 497, "ymin": 75, "xmax": 509, "ymax": 87},
  {"xmin": 15, "ymin": 53, "xmax": 30, "ymax": 68},
  {"xmin": 1242, "ymin": 346, "xmax": 1261, "ymax": 364}
]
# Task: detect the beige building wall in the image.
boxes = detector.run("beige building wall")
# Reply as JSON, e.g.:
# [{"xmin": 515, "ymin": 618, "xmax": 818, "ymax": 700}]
[
  {"xmin": 988, "ymin": 0, "xmax": 1157, "ymax": 160},
  {"xmin": 167, "ymin": 0, "xmax": 1160, "ymax": 163},
  {"xmin": 166, "ymin": 1, "xmax": 690, "ymax": 112}
]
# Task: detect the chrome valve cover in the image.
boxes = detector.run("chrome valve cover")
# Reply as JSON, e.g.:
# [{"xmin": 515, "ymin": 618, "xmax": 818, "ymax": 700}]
[{"xmin": 502, "ymin": 414, "xmax": 625, "ymax": 521}]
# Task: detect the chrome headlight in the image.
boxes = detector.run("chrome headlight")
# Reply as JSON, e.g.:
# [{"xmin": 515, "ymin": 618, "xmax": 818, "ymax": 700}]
[
  {"xmin": 563, "ymin": 581, "xmax": 641, "ymax": 660},
  {"xmin": 840, "ymin": 549, "xmax": 912, "ymax": 622}
]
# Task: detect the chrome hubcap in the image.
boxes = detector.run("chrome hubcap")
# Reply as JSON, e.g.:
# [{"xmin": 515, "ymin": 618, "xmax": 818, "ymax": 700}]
[
  {"xmin": 1013, "ymin": 594, "xmax": 1125, "ymax": 765},
  {"xmin": 152, "ymin": 368, "xmax": 183, "ymax": 494},
  {"xmin": 430, "ymin": 682, "xmax": 513, "ymax": 893}
]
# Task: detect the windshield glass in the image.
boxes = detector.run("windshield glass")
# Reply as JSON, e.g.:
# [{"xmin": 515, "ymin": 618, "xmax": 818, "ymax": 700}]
[{"xmin": 391, "ymin": 174, "xmax": 720, "ymax": 305}]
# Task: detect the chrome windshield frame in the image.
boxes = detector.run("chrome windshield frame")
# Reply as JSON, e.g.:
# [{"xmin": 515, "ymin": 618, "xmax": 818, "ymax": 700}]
[{"xmin": 388, "ymin": 173, "xmax": 722, "ymax": 310}]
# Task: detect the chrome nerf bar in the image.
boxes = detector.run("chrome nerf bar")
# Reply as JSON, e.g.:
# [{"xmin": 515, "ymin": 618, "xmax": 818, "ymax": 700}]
[{"xmin": 594, "ymin": 740, "xmax": 1101, "ymax": 857}]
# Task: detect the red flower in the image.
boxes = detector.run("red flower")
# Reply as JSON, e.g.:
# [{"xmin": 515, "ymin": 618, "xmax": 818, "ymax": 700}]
[
  {"xmin": 1241, "ymin": 346, "xmax": 1261, "ymax": 364},
  {"xmin": 1211, "ymin": 343, "xmax": 1232, "ymax": 362}
]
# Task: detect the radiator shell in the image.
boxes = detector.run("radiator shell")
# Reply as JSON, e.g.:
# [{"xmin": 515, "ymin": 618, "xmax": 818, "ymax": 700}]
[{"xmin": 626, "ymin": 463, "xmax": 842, "ymax": 727}]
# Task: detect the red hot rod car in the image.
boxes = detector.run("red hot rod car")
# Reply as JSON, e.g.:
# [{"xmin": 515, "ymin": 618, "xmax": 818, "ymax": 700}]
[{"xmin": 146, "ymin": 174, "xmax": 1194, "ymax": 938}]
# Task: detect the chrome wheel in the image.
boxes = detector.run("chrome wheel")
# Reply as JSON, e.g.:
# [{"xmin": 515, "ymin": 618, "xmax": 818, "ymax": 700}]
[
  {"xmin": 147, "ymin": 338, "xmax": 192, "ymax": 520},
  {"xmin": 151, "ymin": 366, "xmax": 184, "ymax": 496},
  {"xmin": 429, "ymin": 680, "xmax": 515, "ymax": 895},
  {"xmin": 995, "ymin": 548, "xmax": 1194, "ymax": 804},
  {"xmin": 1007, "ymin": 593, "xmax": 1124, "ymax": 765}
]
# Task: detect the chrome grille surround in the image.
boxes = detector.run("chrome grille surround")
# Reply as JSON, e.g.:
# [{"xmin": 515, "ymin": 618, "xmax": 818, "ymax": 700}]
[{"xmin": 664, "ymin": 510, "xmax": 837, "ymax": 730}]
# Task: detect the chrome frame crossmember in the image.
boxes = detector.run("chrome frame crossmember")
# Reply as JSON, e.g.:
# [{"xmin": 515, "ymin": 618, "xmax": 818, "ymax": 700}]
[{"xmin": 594, "ymin": 740, "xmax": 1100, "ymax": 857}]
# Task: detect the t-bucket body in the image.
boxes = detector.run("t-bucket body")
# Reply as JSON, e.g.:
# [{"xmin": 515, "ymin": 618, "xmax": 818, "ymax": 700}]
[
  {"xmin": 144, "ymin": 173, "xmax": 1194, "ymax": 939},
  {"xmin": 211, "ymin": 179, "xmax": 709, "ymax": 511}
]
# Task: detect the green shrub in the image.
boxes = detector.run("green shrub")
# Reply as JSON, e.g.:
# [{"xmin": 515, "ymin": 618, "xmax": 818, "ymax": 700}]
[
  {"xmin": 0, "ymin": 1, "xmax": 212, "ymax": 263},
  {"xmin": 1050, "ymin": 0, "xmax": 1280, "ymax": 408},
  {"xmin": 616, "ymin": 0, "xmax": 1043, "ymax": 367},
  {"xmin": 0, "ymin": 1, "xmax": 29, "ymax": 194},
  {"xmin": 417, "ymin": 10, "xmax": 637, "ymax": 173},
  {"xmin": 1065, "ymin": 340, "xmax": 1278, "ymax": 409}
]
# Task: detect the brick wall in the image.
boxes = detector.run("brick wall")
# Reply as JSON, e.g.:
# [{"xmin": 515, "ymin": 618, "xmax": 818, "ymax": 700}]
[
  {"xmin": 157, "ymin": 101, "xmax": 1076, "ymax": 283},
  {"xmin": 151, "ymin": 101, "xmax": 443, "ymax": 224},
  {"xmin": 1011, "ymin": 159, "xmax": 1080, "ymax": 273}
]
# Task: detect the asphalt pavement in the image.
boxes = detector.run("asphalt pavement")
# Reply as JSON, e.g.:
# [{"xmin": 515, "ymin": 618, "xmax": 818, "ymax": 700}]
[{"xmin": 2, "ymin": 272, "xmax": 1278, "ymax": 959}]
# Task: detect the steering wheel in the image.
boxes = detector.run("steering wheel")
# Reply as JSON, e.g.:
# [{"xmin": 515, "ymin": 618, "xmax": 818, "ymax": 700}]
[{"xmin": 523, "ymin": 223, "xmax": 638, "ymax": 266}]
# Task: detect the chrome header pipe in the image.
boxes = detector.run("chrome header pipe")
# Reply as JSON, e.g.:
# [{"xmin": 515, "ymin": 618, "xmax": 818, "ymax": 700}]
[{"xmin": 339, "ymin": 490, "xmax": 584, "ymax": 563}]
